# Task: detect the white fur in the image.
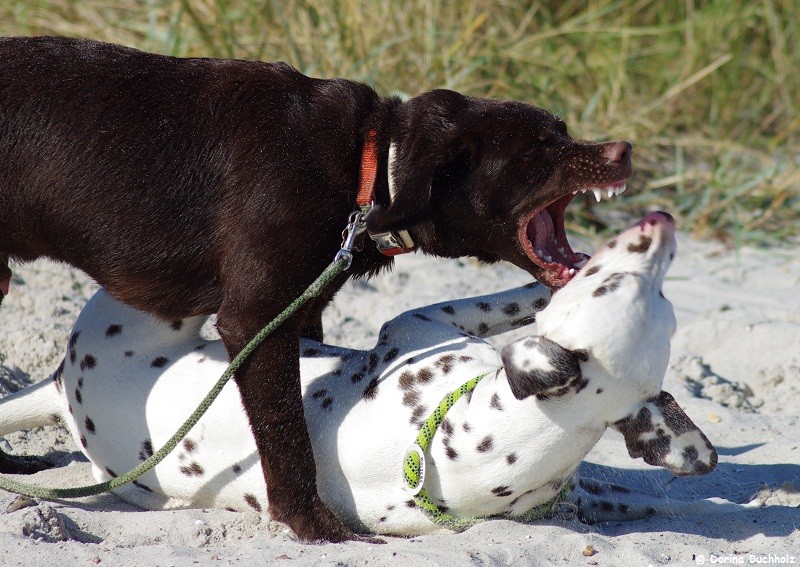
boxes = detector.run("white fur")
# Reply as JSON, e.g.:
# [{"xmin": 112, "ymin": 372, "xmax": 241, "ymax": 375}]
[{"xmin": 0, "ymin": 213, "xmax": 712, "ymax": 536}]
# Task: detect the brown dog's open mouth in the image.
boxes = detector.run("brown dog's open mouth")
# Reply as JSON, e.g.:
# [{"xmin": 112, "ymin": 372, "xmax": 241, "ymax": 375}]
[{"xmin": 519, "ymin": 181, "xmax": 627, "ymax": 288}]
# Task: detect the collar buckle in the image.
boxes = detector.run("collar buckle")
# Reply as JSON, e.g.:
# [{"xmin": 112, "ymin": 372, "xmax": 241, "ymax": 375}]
[
  {"xmin": 369, "ymin": 229, "xmax": 415, "ymax": 256},
  {"xmin": 356, "ymin": 130, "xmax": 415, "ymax": 257}
]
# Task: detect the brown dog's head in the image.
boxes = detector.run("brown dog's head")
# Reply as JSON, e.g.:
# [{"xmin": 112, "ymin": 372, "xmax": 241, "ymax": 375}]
[{"xmin": 366, "ymin": 89, "xmax": 632, "ymax": 289}]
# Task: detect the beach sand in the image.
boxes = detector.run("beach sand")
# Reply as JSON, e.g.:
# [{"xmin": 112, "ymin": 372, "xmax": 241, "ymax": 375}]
[{"xmin": 1, "ymin": 232, "xmax": 798, "ymax": 566}]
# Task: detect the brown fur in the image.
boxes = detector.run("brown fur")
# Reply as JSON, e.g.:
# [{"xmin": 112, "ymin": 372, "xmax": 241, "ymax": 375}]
[{"xmin": 0, "ymin": 36, "xmax": 632, "ymax": 541}]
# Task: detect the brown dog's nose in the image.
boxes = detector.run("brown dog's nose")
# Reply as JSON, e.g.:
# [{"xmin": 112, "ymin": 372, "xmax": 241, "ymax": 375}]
[{"xmin": 603, "ymin": 141, "xmax": 632, "ymax": 164}]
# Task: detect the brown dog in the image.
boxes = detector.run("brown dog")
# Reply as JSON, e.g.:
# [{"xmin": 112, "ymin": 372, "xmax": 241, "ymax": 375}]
[{"xmin": 0, "ymin": 36, "xmax": 632, "ymax": 541}]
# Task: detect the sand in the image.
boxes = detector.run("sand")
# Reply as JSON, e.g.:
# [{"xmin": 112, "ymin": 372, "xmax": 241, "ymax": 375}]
[{"xmin": 1, "ymin": 231, "xmax": 798, "ymax": 566}]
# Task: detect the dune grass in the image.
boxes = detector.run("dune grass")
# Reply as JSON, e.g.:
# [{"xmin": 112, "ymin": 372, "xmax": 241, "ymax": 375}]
[{"xmin": 1, "ymin": 0, "xmax": 797, "ymax": 244}]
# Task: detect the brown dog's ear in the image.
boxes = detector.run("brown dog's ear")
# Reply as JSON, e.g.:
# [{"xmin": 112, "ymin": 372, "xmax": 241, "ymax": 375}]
[
  {"xmin": 612, "ymin": 390, "xmax": 718, "ymax": 476},
  {"xmin": 500, "ymin": 335, "xmax": 588, "ymax": 400},
  {"xmin": 365, "ymin": 89, "xmax": 469, "ymax": 233}
]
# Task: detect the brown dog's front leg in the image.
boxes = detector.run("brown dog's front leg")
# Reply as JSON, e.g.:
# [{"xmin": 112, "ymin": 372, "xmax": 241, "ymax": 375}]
[{"xmin": 216, "ymin": 308, "xmax": 356, "ymax": 542}]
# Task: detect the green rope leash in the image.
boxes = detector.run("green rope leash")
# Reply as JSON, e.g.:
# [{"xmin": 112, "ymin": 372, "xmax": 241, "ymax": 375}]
[
  {"xmin": 402, "ymin": 372, "xmax": 570, "ymax": 531},
  {"xmin": 0, "ymin": 256, "xmax": 349, "ymax": 500},
  {"xmin": 402, "ymin": 373, "xmax": 488, "ymax": 531}
]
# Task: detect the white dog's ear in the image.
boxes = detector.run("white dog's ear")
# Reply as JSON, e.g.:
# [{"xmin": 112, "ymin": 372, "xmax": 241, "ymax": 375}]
[
  {"xmin": 500, "ymin": 336, "xmax": 589, "ymax": 400},
  {"xmin": 611, "ymin": 390, "xmax": 717, "ymax": 476}
]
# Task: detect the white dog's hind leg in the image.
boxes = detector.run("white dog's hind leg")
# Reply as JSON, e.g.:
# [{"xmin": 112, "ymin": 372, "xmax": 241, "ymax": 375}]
[{"xmin": 567, "ymin": 477, "xmax": 758, "ymax": 523}]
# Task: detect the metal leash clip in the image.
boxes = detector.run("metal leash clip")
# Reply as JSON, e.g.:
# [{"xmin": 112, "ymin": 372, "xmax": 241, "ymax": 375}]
[{"xmin": 334, "ymin": 210, "xmax": 367, "ymax": 269}]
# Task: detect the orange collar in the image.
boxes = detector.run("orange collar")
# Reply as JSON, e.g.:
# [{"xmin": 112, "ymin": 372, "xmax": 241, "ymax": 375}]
[{"xmin": 356, "ymin": 130, "xmax": 415, "ymax": 256}]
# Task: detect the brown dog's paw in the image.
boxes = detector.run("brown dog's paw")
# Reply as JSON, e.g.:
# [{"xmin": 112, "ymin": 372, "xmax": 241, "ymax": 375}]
[{"xmin": 274, "ymin": 497, "xmax": 378, "ymax": 544}]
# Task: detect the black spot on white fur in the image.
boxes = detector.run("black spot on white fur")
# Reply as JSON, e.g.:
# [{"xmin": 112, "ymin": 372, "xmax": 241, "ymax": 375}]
[
  {"xmin": 476, "ymin": 436, "xmax": 493, "ymax": 452},
  {"xmin": 139, "ymin": 440, "xmax": 154, "ymax": 461},
  {"xmin": 179, "ymin": 462, "xmax": 205, "ymax": 477},
  {"xmin": 593, "ymin": 272, "xmax": 625, "ymax": 297},
  {"xmin": 491, "ymin": 486, "xmax": 513, "ymax": 497},
  {"xmin": 490, "ymin": 393, "xmax": 504, "ymax": 411},
  {"xmin": 417, "ymin": 368, "xmax": 434, "ymax": 384},
  {"xmin": 383, "ymin": 347, "xmax": 399, "ymax": 363},
  {"xmin": 68, "ymin": 331, "xmax": 80, "ymax": 365},
  {"xmin": 363, "ymin": 377, "xmax": 380, "ymax": 400},
  {"xmin": 151, "ymin": 356, "xmax": 168, "ymax": 368},
  {"xmin": 441, "ymin": 305, "xmax": 455, "ymax": 315},
  {"xmin": 133, "ymin": 480, "xmax": 153, "ymax": 493},
  {"xmin": 398, "ymin": 371, "xmax": 415, "ymax": 391},
  {"xmin": 244, "ymin": 494, "xmax": 261, "ymax": 512},
  {"xmin": 579, "ymin": 479, "xmax": 603, "ymax": 495},
  {"xmin": 410, "ymin": 405, "xmax": 427, "ymax": 426},
  {"xmin": 80, "ymin": 354, "xmax": 96, "ymax": 371},
  {"xmin": 435, "ymin": 355, "xmax": 455, "ymax": 374},
  {"xmin": 441, "ymin": 419, "xmax": 454, "ymax": 437},
  {"xmin": 170, "ymin": 320, "xmax": 183, "ymax": 331},
  {"xmin": 53, "ymin": 359, "xmax": 65, "ymax": 393},
  {"xmin": 85, "ymin": 417, "xmax": 96, "ymax": 434},
  {"xmin": 476, "ymin": 302, "xmax": 491, "ymax": 312},
  {"xmin": 403, "ymin": 390, "xmax": 420, "ymax": 407},
  {"xmin": 628, "ymin": 234, "xmax": 652, "ymax": 253},
  {"xmin": 105, "ymin": 324, "xmax": 122, "ymax": 337}
]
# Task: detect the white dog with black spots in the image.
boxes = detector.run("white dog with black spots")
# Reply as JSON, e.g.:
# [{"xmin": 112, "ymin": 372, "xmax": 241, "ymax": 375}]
[{"xmin": 0, "ymin": 211, "xmax": 718, "ymax": 535}]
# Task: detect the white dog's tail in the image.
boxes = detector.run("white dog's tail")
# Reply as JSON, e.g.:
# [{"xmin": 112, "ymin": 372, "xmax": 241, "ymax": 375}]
[{"xmin": 0, "ymin": 369, "xmax": 63, "ymax": 436}]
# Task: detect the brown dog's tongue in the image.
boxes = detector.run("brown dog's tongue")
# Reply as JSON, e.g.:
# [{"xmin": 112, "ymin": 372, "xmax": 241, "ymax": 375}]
[{"xmin": 0, "ymin": 278, "xmax": 9, "ymax": 296}]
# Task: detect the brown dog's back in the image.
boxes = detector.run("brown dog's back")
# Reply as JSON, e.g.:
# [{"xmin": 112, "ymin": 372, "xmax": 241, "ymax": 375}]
[{"xmin": 0, "ymin": 36, "xmax": 380, "ymax": 317}]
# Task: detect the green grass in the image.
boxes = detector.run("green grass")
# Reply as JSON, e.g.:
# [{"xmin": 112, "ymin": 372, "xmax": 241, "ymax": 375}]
[{"xmin": 2, "ymin": 0, "xmax": 798, "ymax": 243}]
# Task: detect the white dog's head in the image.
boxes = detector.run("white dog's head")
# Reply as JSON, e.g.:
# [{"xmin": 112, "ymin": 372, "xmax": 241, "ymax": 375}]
[{"xmin": 501, "ymin": 212, "xmax": 716, "ymax": 476}]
